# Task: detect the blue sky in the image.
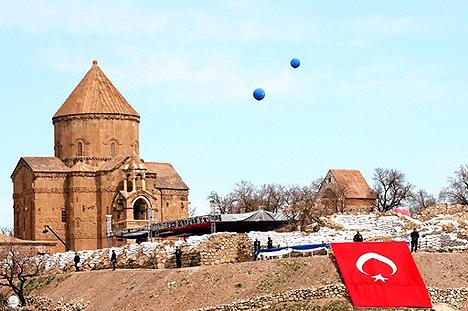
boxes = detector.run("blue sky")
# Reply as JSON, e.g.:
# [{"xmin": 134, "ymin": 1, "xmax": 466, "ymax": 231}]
[{"xmin": 0, "ymin": 1, "xmax": 467, "ymax": 227}]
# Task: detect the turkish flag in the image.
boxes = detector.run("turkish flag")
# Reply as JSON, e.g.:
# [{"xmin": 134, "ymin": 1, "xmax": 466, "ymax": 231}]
[{"xmin": 331, "ymin": 241, "xmax": 431, "ymax": 308}]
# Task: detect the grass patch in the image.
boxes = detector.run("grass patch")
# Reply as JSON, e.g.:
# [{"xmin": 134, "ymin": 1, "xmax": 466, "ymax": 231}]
[
  {"xmin": 24, "ymin": 275, "xmax": 56, "ymax": 295},
  {"xmin": 256, "ymin": 260, "xmax": 304, "ymax": 293}
]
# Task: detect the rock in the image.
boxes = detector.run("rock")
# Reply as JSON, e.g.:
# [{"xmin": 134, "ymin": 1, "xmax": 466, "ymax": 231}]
[{"xmin": 432, "ymin": 303, "xmax": 458, "ymax": 311}]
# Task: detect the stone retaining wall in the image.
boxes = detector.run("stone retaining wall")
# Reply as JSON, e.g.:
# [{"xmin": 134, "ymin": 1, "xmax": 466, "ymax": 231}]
[
  {"xmin": 38, "ymin": 233, "xmax": 253, "ymax": 274},
  {"xmin": 192, "ymin": 285, "xmax": 468, "ymax": 311},
  {"xmin": 198, "ymin": 233, "xmax": 253, "ymax": 265}
]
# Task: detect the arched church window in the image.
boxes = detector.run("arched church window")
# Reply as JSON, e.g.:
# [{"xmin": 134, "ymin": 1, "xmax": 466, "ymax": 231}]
[
  {"xmin": 77, "ymin": 141, "xmax": 84, "ymax": 157},
  {"xmin": 133, "ymin": 198, "xmax": 148, "ymax": 220},
  {"xmin": 126, "ymin": 175, "xmax": 133, "ymax": 192},
  {"xmin": 136, "ymin": 173, "xmax": 143, "ymax": 190},
  {"xmin": 111, "ymin": 142, "xmax": 117, "ymax": 158},
  {"xmin": 134, "ymin": 141, "xmax": 139, "ymax": 154}
]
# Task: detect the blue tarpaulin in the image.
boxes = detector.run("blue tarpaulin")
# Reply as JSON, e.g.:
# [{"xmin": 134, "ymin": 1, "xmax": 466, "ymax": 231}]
[{"xmin": 255, "ymin": 243, "xmax": 330, "ymax": 258}]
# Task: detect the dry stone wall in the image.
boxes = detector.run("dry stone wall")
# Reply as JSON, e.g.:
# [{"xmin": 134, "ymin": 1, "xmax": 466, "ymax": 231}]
[
  {"xmin": 37, "ymin": 233, "xmax": 252, "ymax": 274},
  {"xmin": 192, "ymin": 286, "xmax": 468, "ymax": 311},
  {"xmin": 198, "ymin": 233, "xmax": 253, "ymax": 265}
]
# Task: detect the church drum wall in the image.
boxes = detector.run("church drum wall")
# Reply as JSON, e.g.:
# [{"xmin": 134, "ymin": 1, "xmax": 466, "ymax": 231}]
[{"xmin": 54, "ymin": 116, "xmax": 139, "ymax": 163}]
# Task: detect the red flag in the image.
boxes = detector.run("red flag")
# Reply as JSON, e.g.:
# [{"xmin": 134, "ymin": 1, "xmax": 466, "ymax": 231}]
[{"xmin": 331, "ymin": 241, "xmax": 431, "ymax": 308}]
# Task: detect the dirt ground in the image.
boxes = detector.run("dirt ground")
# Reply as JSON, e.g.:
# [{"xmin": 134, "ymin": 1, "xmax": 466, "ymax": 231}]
[{"xmin": 33, "ymin": 253, "xmax": 468, "ymax": 311}]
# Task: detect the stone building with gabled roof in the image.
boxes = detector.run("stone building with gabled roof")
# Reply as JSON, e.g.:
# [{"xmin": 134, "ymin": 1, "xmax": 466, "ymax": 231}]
[
  {"xmin": 317, "ymin": 169, "xmax": 376, "ymax": 212},
  {"xmin": 11, "ymin": 60, "xmax": 189, "ymax": 252}
]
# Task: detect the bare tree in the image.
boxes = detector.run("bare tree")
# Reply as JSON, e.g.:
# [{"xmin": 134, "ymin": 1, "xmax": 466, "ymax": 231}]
[
  {"xmin": 409, "ymin": 189, "xmax": 436, "ymax": 213},
  {"xmin": 372, "ymin": 168, "xmax": 413, "ymax": 212},
  {"xmin": 208, "ymin": 178, "xmax": 329, "ymax": 230},
  {"xmin": 320, "ymin": 185, "xmax": 351, "ymax": 213},
  {"xmin": 257, "ymin": 184, "xmax": 285, "ymax": 213},
  {"xmin": 188, "ymin": 205, "xmax": 198, "ymax": 217},
  {"xmin": 283, "ymin": 185, "xmax": 318, "ymax": 230},
  {"xmin": 0, "ymin": 227, "xmax": 13, "ymax": 236},
  {"xmin": 208, "ymin": 181, "xmax": 283, "ymax": 214},
  {"xmin": 207, "ymin": 191, "xmax": 235, "ymax": 214},
  {"xmin": 0, "ymin": 242, "xmax": 42, "ymax": 306},
  {"xmin": 282, "ymin": 179, "xmax": 325, "ymax": 230},
  {"xmin": 439, "ymin": 164, "xmax": 468, "ymax": 205},
  {"xmin": 231, "ymin": 180, "xmax": 258, "ymax": 213}
]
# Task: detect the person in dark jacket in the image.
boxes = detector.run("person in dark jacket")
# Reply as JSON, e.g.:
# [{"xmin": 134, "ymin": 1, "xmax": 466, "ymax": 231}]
[
  {"xmin": 253, "ymin": 239, "xmax": 261, "ymax": 260},
  {"xmin": 254, "ymin": 239, "xmax": 261, "ymax": 251},
  {"xmin": 110, "ymin": 250, "xmax": 117, "ymax": 271},
  {"xmin": 73, "ymin": 252, "xmax": 80, "ymax": 272},
  {"xmin": 175, "ymin": 246, "xmax": 182, "ymax": 268},
  {"xmin": 410, "ymin": 228, "xmax": 420, "ymax": 252},
  {"xmin": 267, "ymin": 237, "xmax": 273, "ymax": 249},
  {"xmin": 353, "ymin": 231, "xmax": 363, "ymax": 242}
]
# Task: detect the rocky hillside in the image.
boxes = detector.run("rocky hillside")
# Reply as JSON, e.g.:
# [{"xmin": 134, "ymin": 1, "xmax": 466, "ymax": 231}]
[
  {"xmin": 12, "ymin": 206, "xmax": 467, "ymax": 310},
  {"xmin": 30, "ymin": 253, "xmax": 468, "ymax": 311}
]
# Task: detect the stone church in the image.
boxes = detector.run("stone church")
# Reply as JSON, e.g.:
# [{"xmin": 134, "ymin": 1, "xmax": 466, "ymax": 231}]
[
  {"xmin": 316, "ymin": 169, "xmax": 376, "ymax": 212},
  {"xmin": 11, "ymin": 60, "xmax": 189, "ymax": 252}
]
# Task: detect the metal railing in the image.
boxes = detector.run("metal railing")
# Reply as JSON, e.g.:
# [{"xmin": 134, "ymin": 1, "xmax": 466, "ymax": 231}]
[{"xmin": 111, "ymin": 214, "xmax": 221, "ymax": 238}]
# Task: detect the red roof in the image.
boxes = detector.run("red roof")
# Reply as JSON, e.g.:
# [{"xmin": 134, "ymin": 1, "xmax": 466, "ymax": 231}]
[
  {"xmin": 329, "ymin": 169, "xmax": 375, "ymax": 199},
  {"xmin": 21, "ymin": 157, "xmax": 70, "ymax": 173},
  {"xmin": 145, "ymin": 162, "xmax": 189, "ymax": 190}
]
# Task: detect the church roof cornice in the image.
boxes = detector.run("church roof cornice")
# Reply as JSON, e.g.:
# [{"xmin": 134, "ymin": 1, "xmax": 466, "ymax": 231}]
[{"xmin": 52, "ymin": 113, "xmax": 140, "ymax": 124}]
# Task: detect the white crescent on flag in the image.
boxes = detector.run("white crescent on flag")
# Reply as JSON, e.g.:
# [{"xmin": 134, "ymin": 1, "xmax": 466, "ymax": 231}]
[{"xmin": 355, "ymin": 252, "xmax": 398, "ymax": 282}]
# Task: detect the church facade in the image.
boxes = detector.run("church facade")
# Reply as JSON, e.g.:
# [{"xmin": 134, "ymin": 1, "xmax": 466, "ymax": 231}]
[{"xmin": 11, "ymin": 60, "xmax": 189, "ymax": 252}]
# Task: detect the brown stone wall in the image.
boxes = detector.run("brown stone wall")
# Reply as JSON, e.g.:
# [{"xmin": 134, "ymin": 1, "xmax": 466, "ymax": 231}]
[
  {"xmin": 54, "ymin": 116, "xmax": 140, "ymax": 167},
  {"xmin": 66, "ymin": 174, "xmax": 100, "ymax": 251},
  {"xmin": 198, "ymin": 233, "xmax": 253, "ymax": 266},
  {"xmin": 33, "ymin": 176, "xmax": 68, "ymax": 252},
  {"xmin": 12, "ymin": 166, "xmax": 35, "ymax": 240},
  {"xmin": 96, "ymin": 171, "xmax": 122, "ymax": 249},
  {"xmin": 345, "ymin": 198, "xmax": 375, "ymax": 209},
  {"xmin": 160, "ymin": 189, "xmax": 189, "ymax": 221}
]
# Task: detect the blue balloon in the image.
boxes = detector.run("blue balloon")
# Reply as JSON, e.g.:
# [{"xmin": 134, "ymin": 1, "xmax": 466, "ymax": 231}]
[
  {"xmin": 290, "ymin": 58, "xmax": 300, "ymax": 68},
  {"xmin": 253, "ymin": 88, "xmax": 265, "ymax": 101}
]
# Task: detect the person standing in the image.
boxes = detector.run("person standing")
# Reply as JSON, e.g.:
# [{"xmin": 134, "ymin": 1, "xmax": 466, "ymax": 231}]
[
  {"xmin": 353, "ymin": 231, "xmax": 363, "ymax": 242},
  {"xmin": 110, "ymin": 250, "xmax": 117, "ymax": 271},
  {"xmin": 410, "ymin": 228, "xmax": 420, "ymax": 252},
  {"xmin": 254, "ymin": 239, "xmax": 261, "ymax": 251},
  {"xmin": 74, "ymin": 252, "xmax": 80, "ymax": 272},
  {"xmin": 175, "ymin": 246, "xmax": 182, "ymax": 268},
  {"xmin": 253, "ymin": 238, "xmax": 261, "ymax": 260},
  {"xmin": 267, "ymin": 237, "xmax": 273, "ymax": 249}
]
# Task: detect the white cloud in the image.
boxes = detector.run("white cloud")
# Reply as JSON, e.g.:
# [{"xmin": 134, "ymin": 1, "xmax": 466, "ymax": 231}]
[
  {"xmin": 0, "ymin": 0, "xmax": 168, "ymax": 37},
  {"xmin": 0, "ymin": 0, "xmax": 317, "ymax": 43},
  {"xmin": 352, "ymin": 16, "xmax": 431, "ymax": 36}
]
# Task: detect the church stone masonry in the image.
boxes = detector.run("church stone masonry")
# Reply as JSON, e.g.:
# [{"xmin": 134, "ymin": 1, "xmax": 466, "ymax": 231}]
[{"xmin": 11, "ymin": 60, "xmax": 189, "ymax": 252}]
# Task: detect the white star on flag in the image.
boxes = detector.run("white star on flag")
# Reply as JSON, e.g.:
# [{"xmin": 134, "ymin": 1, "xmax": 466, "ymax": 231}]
[{"xmin": 372, "ymin": 274, "xmax": 389, "ymax": 282}]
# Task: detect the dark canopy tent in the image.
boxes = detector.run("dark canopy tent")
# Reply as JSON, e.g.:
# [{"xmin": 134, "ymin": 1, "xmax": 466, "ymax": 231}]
[{"xmin": 114, "ymin": 209, "xmax": 287, "ymax": 240}]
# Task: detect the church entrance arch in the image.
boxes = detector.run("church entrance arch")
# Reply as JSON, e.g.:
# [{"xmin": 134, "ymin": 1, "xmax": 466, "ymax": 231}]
[{"xmin": 132, "ymin": 196, "xmax": 151, "ymax": 221}]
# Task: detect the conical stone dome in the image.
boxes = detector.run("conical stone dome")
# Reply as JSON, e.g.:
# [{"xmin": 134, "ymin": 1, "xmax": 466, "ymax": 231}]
[
  {"xmin": 53, "ymin": 60, "xmax": 140, "ymax": 167},
  {"xmin": 53, "ymin": 60, "xmax": 139, "ymax": 120}
]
